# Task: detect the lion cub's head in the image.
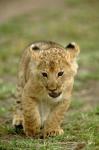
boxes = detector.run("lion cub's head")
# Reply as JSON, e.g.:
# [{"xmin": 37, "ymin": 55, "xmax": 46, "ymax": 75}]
[{"xmin": 29, "ymin": 41, "xmax": 80, "ymax": 100}]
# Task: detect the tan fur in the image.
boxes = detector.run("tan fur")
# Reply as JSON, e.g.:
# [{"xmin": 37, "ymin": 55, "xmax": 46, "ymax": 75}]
[{"xmin": 12, "ymin": 41, "xmax": 80, "ymax": 137}]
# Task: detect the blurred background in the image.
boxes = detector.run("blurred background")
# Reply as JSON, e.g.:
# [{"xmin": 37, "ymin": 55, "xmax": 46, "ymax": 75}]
[{"xmin": 0, "ymin": 0, "xmax": 99, "ymax": 149}]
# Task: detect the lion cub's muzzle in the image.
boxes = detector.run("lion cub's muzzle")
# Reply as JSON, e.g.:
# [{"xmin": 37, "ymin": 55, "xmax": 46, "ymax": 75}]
[{"xmin": 48, "ymin": 91, "xmax": 62, "ymax": 98}]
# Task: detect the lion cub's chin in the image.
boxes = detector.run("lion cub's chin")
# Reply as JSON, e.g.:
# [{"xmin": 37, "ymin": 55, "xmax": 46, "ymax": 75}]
[{"xmin": 48, "ymin": 92, "xmax": 63, "ymax": 103}]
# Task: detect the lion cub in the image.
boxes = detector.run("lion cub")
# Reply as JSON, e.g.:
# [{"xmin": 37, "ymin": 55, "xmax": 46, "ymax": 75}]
[{"xmin": 12, "ymin": 41, "xmax": 80, "ymax": 137}]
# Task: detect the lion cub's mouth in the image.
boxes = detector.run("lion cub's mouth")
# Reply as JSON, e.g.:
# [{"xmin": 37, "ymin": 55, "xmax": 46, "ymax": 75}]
[{"xmin": 48, "ymin": 92, "xmax": 62, "ymax": 98}]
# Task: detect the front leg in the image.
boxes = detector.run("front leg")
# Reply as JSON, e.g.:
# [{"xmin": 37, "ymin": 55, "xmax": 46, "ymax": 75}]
[
  {"xmin": 43, "ymin": 99, "xmax": 70, "ymax": 138},
  {"xmin": 22, "ymin": 95, "xmax": 41, "ymax": 137}
]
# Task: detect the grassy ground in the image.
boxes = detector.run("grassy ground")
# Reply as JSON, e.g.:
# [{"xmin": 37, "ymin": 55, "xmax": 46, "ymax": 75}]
[{"xmin": 0, "ymin": 0, "xmax": 99, "ymax": 149}]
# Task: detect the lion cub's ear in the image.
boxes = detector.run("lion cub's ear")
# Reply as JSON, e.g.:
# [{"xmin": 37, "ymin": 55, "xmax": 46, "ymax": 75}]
[
  {"xmin": 65, "ymin": 42, "xmax": 80, "ymax": 63},
  {"xmin": 29, "ymin": 44, "xmax": 40, "ymax": 61}
]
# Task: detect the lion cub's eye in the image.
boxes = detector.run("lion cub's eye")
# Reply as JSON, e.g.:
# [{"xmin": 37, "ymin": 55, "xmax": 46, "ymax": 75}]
[
  {"xmin": 58, "ymin": 71, "xmax": 64, "ymax": 77},
  {"xmin": 42, "ymin": 72, "xmax": 48, "ymax": 78}
]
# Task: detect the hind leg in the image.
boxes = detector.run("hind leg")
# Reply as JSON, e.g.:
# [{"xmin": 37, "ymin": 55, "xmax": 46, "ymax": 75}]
[
  {"xmin": 12, "ymin": 83, "xmax": 24, "ymax": 129},
  {"xmin": 12, "ymin": 54, "xmax": 27, "ymax": 130},
  {"xmin": 12, "ymin": 109, "xmax": 24, "ymax": 128}
]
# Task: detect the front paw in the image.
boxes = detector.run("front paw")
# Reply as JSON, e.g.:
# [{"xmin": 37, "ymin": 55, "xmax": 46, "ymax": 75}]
[
  {"xmin": 43, "ymin": 128, "xmax": 64, "ymax": 138},
  {"xmin": 24, "ymin": 124, "xmax": 40, "ymax": 137},
  {"xmin": 24, "ymin": 128, "xmax": 37, "ymax": 137}
]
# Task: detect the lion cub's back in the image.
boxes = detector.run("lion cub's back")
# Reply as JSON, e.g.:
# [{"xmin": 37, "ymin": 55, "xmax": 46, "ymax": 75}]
[
  {"xmin": 20, "ymin": 40, "xmax": 64, "ymax": 64},
  {"xmin": 27, "ymin": 41, "xmax": 64, "ymax": 51}
]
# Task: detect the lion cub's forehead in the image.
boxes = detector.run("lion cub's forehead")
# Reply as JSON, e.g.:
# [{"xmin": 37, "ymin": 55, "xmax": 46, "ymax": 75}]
[
  {"xmin": 38, "ymin": 48, "xmax": 67, "ymax": 71},
  {"xmin": 40, "ymin": 48, "xmax": 65, "ymax": 57}
]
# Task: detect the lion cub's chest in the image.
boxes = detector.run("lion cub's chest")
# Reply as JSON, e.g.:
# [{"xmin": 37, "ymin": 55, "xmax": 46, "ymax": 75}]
[{"xmin": 38, "ymin": 100, "xmax": 51, "ymax": 127}]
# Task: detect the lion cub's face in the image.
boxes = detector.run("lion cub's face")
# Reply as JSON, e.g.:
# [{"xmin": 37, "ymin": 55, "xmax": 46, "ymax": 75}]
[{"xmin": 30, "ymin": 43, "xmax": 80, "ymax": 99}]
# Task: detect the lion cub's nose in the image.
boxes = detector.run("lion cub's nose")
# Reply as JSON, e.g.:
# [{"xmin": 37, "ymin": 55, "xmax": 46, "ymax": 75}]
[{"xmin": 48, "ymin": 88, "xmax": 57, "ymax": 92}]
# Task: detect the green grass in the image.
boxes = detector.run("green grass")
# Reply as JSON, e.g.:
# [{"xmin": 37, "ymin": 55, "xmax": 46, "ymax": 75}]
[
  {"xmin": 0, "ymin": 83, "xmax": 15, "ymax": 100},
  {"xmin": 0, "ymin": 0, "xmax": 99, "ymax": 149},
  {"xmin": 0, "ymin": 109, "xmax": 99, "ymax": 150}
]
